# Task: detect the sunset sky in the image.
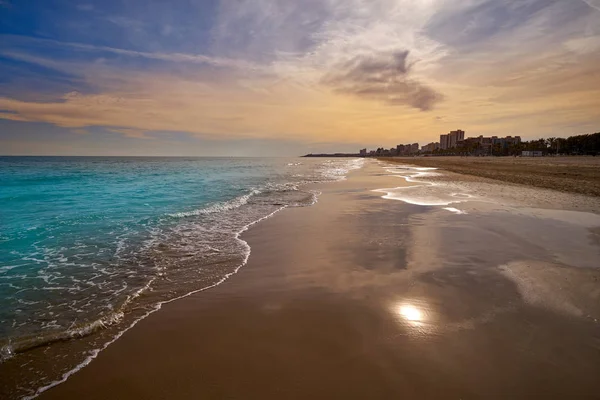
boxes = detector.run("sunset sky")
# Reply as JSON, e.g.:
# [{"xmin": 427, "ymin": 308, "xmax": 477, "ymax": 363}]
[{"xmin": 1, "ymin": 0, "xmax": 600, "ymax": 156}]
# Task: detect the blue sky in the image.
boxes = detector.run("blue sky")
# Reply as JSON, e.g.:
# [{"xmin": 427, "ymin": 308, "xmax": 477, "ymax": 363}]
[{"xmin": 1, "ymin": 0, "xmax": 600, "ymax": 155}]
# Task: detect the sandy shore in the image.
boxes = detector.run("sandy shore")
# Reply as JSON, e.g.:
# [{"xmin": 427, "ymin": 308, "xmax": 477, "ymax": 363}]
[
  {"xmin": 380, "ymin": 156, "xmax": 600, "ymax": 197},
  {"xmin": 33, "ymin": 160, "xmax": 600, "ymax": 399}
]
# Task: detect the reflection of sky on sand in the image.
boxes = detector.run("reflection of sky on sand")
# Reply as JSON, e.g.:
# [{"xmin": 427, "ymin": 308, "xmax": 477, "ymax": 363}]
[
  {"xmin": 371, "ymin": 161, "xmax": 600, "ymax": 333},
  {"xmin": 382, "ymin": 169, "xmax": 600, "ymax": 335},
  {"xmin": 274, "ymin": 160, "xmax": 600, "ymax": 356}
]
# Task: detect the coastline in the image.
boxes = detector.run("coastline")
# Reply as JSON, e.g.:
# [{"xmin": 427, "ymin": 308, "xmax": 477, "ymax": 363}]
[
  {"xmin": 22, "ymin": 160, "xmax": 600, "ymax": 399},
  {"xmin": 379, "ymin": 156, "xmax": 600, "ymax": 197},
  {"xmin": 0, "ymin": 158, "xmax": 363, "ymax": 400}
]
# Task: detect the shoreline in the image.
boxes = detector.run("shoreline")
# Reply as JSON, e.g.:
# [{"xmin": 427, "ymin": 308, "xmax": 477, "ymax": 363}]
[
  {"xmin": 0, "ymin": 159, "xmax": 359, "ymax": 400},
  {"xmin": 18, "ymin": 206, "xmax": 290, "ymax": 400},
  {"xmin": 10, "ymin": 160, "xmax": 600, "ymax": 399},
  {"xmin": 379, "ymin": 156, "xmax": 600, "ymax": 197}
]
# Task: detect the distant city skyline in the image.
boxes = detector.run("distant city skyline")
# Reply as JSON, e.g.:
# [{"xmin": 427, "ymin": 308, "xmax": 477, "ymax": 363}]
[{"xmin": 1, "ymin": 1, "xmax": 600, "ymax": 156}]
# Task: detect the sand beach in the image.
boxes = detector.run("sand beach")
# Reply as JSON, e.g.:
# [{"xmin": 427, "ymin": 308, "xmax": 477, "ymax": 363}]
[
  {"xmin": 380, "ymin": 156, "xmax": 600, "ymax": 197},
  {"xmin": 29, "ymin": 159, "xmax": 600, "ymax": 400}
]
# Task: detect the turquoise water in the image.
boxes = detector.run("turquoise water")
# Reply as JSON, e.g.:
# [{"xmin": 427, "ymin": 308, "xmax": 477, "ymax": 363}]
[{"xmin": 0, "ymin": 156, "xmax": 363, "ymax": 396}]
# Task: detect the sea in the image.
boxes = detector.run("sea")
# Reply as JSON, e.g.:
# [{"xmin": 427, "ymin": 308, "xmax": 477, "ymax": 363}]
[{"xmin": 0, "ymin": 156, "xmax": 364, "ymax": 398}]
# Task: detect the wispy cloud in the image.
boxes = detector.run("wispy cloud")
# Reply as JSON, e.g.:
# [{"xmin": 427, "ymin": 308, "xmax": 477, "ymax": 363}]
[
  {"xmin": 0, "ymin": 35, "xmax": 264, "ymax": 71},
  {"xmin": 581, "ymin": 0, "xmax": 600, "ymax": 12},
  {"xmin": 76, "ymin": 4, "xmax": 94, "ymax": 12},
  {"xmin": 107, "ymin": 128, "xmax": 152, "ymax": 140}
]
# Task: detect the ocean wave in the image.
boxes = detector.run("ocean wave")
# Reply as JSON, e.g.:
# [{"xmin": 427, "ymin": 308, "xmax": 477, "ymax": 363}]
[
  {"xmin": 318, "ymin": 158, "xmax": 364, "ymax": 181},
  {"xmin": 15, "ymin": 204, "xmax": 290, "ymax": 400},
  {"xmin": 166, "ymin": 178, "xmax": 322, "ymax": 219},
  {"xmin": 0, "ymin": 311, "xmax": 125, "ymax": 363},
  {"xmin": 168, "ymin": 189, "xmax": 262, "ymax": 218}
]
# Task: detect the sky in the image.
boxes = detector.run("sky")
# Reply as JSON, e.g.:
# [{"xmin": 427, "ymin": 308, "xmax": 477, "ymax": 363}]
[{"xmin": 1, "ymin": 0, "xmax": 599, "ymax": 156}]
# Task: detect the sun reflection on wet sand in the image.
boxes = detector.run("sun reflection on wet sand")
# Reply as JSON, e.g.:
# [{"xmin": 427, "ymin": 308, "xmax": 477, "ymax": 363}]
[
  {"xmin": 399, "ymin": 305, "xmax": 423, "ymax": 322},
  {"xmin": 392, "ymin": 302, "xmax": 432, "ymax": 331}
]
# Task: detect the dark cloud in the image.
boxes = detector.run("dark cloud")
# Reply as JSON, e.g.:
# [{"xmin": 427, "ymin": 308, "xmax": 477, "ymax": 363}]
[{"xmin": 321, "ymin": 50, "xmax": 442, "ymax": 111}]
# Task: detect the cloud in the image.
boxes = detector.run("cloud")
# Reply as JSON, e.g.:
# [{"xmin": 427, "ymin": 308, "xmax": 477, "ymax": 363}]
[
  {"xmin": 105, "ymin": 16, "xmax": 145, "ymax": 31},
  {"xmin": 211, "ymin": 0, "xmax": 333, "ymax": 61},
  {"xmin": 0, "ymin": 35, "xmax": 264, "ymax": 72},
  {"xmin": 582, "ymin": 0, "xmax": 600, "ymax": 12},
  {"xmin": 322, "ymin": 50, "xmax": 442, "ymax": 111},
  {"xmin": 0, "ymin": 111, "xmax": 27, "ymax": 122},
  {"xmin": 76, "ymin": 4, "xmax": 94, "ymax": 12},
  {"xmin": 107, "ymin": 128, "xmax": 152, "ymax": 139}
]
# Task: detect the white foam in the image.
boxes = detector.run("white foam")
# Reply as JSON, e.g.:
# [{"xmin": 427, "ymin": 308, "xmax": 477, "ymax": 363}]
[
  {"xmin": 0, "ymin": 265, "xmax": 23, "ymax": 274},
  {"xmin": 318, "ymin": 158, "xmax": 364, "ymax": 181},
  {"xmin": 22, "ymin": 204, "xmax": 289, "ymax": 400},
  {"xmin": 374, "ymin": 186, "xmax": 474, "ymax": 207},
  {"xmin": 374, "ymin": 163, "xmax": 476, "ymax": 208},
  {"xmin": 168, "ymin": 189, "xmax": 261, "ymax": 218}
]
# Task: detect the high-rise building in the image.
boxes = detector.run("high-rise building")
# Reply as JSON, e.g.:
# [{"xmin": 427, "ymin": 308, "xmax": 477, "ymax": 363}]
[
  {"xmin": 448, "ymin": 130, "xmax": 465, "ymax": 148},
  {"xmin": 439, "ymin": 134, "xmax": 449, "ymax": 150},
  {"xmin": 440, "ymin": 130, "xmax": 465, "ymax": 149}
]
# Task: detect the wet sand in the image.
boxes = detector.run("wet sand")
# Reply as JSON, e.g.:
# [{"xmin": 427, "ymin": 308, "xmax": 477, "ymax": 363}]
[
  {"xmin": 39, "ymin": 160, "xmax": 600, "ymax": 399},
  {"xmin": 380, "ymin": 156, "xmax": 600, "ymax": 197}
]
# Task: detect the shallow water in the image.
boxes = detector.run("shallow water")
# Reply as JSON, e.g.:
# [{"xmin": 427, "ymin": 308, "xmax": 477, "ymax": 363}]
[{"xmin": 374, "ymin": 160, "xmax": 600, "ymax": 319}]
